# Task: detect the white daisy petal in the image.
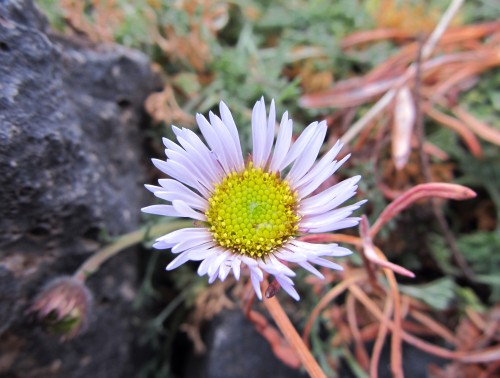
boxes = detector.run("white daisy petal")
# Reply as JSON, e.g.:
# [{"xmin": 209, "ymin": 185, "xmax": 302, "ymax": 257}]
[
  {"xmin": 252, "ymin": 98, "xmax": 268, "ymax": 168},
  {"xmin": 269, "ymin": 113, "xmax": 292, "ymax": 172},
  {"xmin": 188, "ymin": 248, "xmax": 217, "ymax": 261},
  {"xmin": 302, "ymin": 187, "xmax": 358, "ymax": 216},
  {"xmin": 218, "ymin": 263, "xmax": 231, "ymax": 282},
  {"xmin": 197, "ymin": 252, "xmax": 219, "ymax": 276},
  {"xmin": 162, "ymin": 149, "xmax": 214, "ymax": 192},
  {"xmin": 287, "ymin": 121, "xmax": 327, "ymax": 184},
  {"xmin": 259, "ymin": 256, "xmax": 296, "ymax": 277},
  {"xmin": 171, "ymin": 234, "xmax": 213, "ymax": 253},
  {"xmin": 231, "ymin": 256, "xmax": 242, "ymax": 280},
  {"xmin": 168, "ymin": 246, "xmax": 217, "ymax": 269},
  {"xmin": 155, "ymin": 228, "xmax": 209, "ymax": 244},
  {"xmin": 274, "ymin": 249, "xmax": 310, "ymax": 263},
  {"xmin": 162, "ymin": 136, "xmax": 184, "ymax": 153},
  {"xmin": 305, "ymin": 218, "xmax": 362, "ymax": 233},
  {"xmin": 300, "ymin": 175, "xmax": 361, "ymax": 215},
  {"xmin": 297, "ymin": 154, "xmax": 351, "ymax": 198},
  {"xmin": 209, "ymin": 111, "xmax": 240, "ymax": 171},
  {"xmin": 250, "ymin": 270, "xmax": 263, "ymax": 300},
  {"xmin": 208, "ymin": 267, "xmax": 220, "ymax": 284},
  {"xmin": 141, "ymin": 204, "xmax": 181, "ymax": 217},
  {"xmin": 156, "ymin": 178, "xmax": 209, "ymax": 209},
  {"xmin": 196, "ymin": 113, "xmax": 231, "ymax": 173},
  {"xmin": 219, "ymin": 101, "xmax": 244, "ymax": 169},
  {"xmin": 275, "ymin": 275, "xmax": 300, "ymax": 301},
  {"xmin": 153, "ymin": 159, "xmax": 209, "ymax": 198},
  {"xmin": 151, "ymin": 158, "xmax": 170, "ymax": 175},
  {"xmin": 289, "ymin": 240, "xmax": 353, "ymax": 257},
  {"xmin": 172, "ymin": 200, "xmax": 207, "ymax": 221},
  {"xmin": 152, "ymin": 240, "xmax": 172, "ymax": 250},
  {"xmin": 154, "ymin": 190, "xmax": 208, "ymax": 211},
  {"xmin": 144, "ymin": 184, "xmax": 162, "ymax": 193},
  {"xmin": 248, "ymin": 264, "xmax": 264, "ymax": 281},
  {"xmin": 208, "ymin": 250, "xmax": 230, "ymax": 277},
  {"xmin": 279, "ymin": 121, "xmax": 319, "ymax": 170},
  {"xmin": 166, "ymin": 251, "xmax": 193, "ymax": 271},
  {"xmin": 158, "ymin": 177, "xmax": 208, "ymax": 198},
  {"xmin": 298, "ymin": 261, "xmax": 325, "ymax": 279},
  {"xmin": 206, "ymin": 251, "xmax": 229, "ymax": 281},
  {"xmin": 143, "ymin": 97, "xmax": 365, "ymax": 301},
  {"xmin": 309, "ymin": 257, "xmax": 344, "ymax": 271},
  {"xmin": 294, "ymin": 140, "xmax": 343, "ymax": 189},
  {"xmin": 241, "ymin": 255, "xmax": 259, "ymax": 269},
  {"xmin": 173, "ymin": 136, "xmax": 223, "ymax": 187},
  {"xmin": 301, "ymin": 200, "xmax": 367, "ymax": 230},
  {"xmin": 174, "ymin": 128, "xmax": 225, "ymax": 183},
  {"xmin": 262, "ymin": 99, "xmax": 276, "ymax": 167}
]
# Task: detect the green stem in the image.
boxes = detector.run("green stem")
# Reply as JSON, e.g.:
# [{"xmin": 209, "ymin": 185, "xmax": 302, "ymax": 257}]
[
  {"xmin": 73, "ymin": 220, "xmax": 194, "ymax": 282},
  {"xmin": 152, "ymin": 282, "xmax": 196, "ymax": 328}
]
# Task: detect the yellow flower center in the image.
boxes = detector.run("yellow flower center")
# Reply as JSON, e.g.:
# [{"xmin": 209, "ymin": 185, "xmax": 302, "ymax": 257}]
[{"xmin": 205, "ymin": 163, "xmax": 300, "ymax": 258}]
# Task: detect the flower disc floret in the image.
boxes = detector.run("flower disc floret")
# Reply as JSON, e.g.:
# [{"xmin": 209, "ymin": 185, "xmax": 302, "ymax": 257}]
[{"xmin": 206, "ymin": 163, "xmax": 300, "ymax": 258}]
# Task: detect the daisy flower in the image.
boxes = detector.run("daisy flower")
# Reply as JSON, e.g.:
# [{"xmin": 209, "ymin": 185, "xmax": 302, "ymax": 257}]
[{"xmin": 142, "ymin": 98, "xmax": 365, "ymax": 300}]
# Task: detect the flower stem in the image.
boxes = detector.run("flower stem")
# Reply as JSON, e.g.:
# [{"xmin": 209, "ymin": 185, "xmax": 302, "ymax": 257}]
[
  {"xmin": 73, "ymin": 220, "xmax": 193, "ymax": 282},
  {"xmin": 263, "ymin": 292, "xmax": 327, "ymax": 378}
]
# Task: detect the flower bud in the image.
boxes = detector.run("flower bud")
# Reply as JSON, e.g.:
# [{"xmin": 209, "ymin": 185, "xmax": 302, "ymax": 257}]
[{"xmin": 30, "ymin": 276, "xmax": 93, "ymax": 340}]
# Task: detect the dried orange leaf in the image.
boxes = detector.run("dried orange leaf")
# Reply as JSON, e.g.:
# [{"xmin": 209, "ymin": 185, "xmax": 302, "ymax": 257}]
[
  {"xmin": 453, "ymin": 106, "xmax": 500, "ymax": 146},
  {"xmin": 370, "ymin": 183, "xmax": 476, "ymax": 237},
  {"xmin": 360, "ymin": 216, "xmax": 416, "ymax": 278},
  {"xmin": 425, "ymin": 106, "xmax": 483, "ymax": 158}
]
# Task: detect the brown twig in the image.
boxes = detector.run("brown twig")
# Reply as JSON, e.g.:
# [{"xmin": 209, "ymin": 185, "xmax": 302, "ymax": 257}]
[
  {"xmin": 413, "ymin": 33, "xmax": 477, "ymax": 281},
  {"xmin": 337, "ymin": 0, "xmax": 465, "ymax": 145},
  {"xmin": 346, "ymin": 293, "xmax": 370, "ymax": 370},
  {"xmin": 370, "ymin": 294, "xmax": 394, "ymax": 378},
  {"xmin": 247, "ymin": 309, "xmax": 301, "ymax": 368},
  {"xmin": 302, "ymin": 270, "xmax": 367, "ymax": 345},
  {"xmin": 361, "ymin": 216, "xmax": 404, "ymax": 377},
  {"xmin": 411, "ymin": 310, "xmax": 459, "ymax": 346},
  {"xmin": 424, "ymin": 106, "xmax": 483, "ymax": 157},
  {"xmin": 453, "ymin": 106, "xmax": 500, "ymax": 146},
  {"xmin": 386, "ymin": 259, "xmax": 404, "ymax": 378},
  {"xmin": 349, "ymin": 284, "xmax": 500, "ymax": 363}
]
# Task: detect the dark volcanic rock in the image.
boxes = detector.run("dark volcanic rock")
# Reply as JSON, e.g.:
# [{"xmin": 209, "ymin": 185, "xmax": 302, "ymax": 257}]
[
  {"xmin": 0, "ymin": 1, "xmax": 158, "ymax": 377},
  {"xmin": 183, "ymin": 310, "xmax": 306, "ymax": 378}
]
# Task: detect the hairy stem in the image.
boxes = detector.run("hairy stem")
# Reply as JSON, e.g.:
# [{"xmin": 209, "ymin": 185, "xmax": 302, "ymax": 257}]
[
  {"xmin": 263, "ymin": 292, "xmax": 327, "ymax": 378},
  {"xmin": 73, "ymin": 220, "xmax": 193, "ymax": 282}
]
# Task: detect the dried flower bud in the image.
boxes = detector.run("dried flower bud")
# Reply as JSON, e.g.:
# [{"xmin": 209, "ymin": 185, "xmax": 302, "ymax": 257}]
[{"xmin": 30, "ymin": 276, "xmax": 93, "ymax": 340}]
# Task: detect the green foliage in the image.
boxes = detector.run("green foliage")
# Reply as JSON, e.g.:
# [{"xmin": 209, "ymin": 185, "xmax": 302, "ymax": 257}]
[
  {"xmin": 36, "ymin": 0, "xmax": 374, "ymax": 137},
  {"xmin": 456, "ymin": 286, "xmax": 486, "ymax": 312},
  {"xmin": 37, "ymin": 0, "xmax": 66, "ymax": 31},
  {"xmin": 430, "ymin": 231, "xmax": 500, "ymax": 302},
  {"xmin": 399, "ymin": 277, "xmax": 456, "ymax": 311},
  {"xmin": 460, "ymin": 68, "xmax": 500, "ymax": 137},
  {"xmin": 462, "ymin": 0, "xmax": 500, "ymax": 22}
]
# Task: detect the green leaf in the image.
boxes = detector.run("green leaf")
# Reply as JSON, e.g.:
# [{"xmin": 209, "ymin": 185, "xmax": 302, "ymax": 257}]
[{"xmin": 399, "ymin": 277, "xmax": 456, "ymax": 311}]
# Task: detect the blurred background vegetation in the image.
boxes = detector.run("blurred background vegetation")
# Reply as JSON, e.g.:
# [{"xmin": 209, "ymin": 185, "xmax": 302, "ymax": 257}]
[{"xmin": 37, "ymin": 0, "xmax": 500, "ymax": 377}]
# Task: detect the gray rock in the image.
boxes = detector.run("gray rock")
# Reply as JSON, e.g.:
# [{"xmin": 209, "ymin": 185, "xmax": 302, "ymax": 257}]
[
  {"xmin": 339, "ymin": 340, "xmax": 447, "ymax": 378},
  {"xmin": 0, "ymin": 1, "xmax": 158, "ymax": 377},
  {"xmin": 183, "ymin": 310, "xmax": 307, "ymax": 378}
]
